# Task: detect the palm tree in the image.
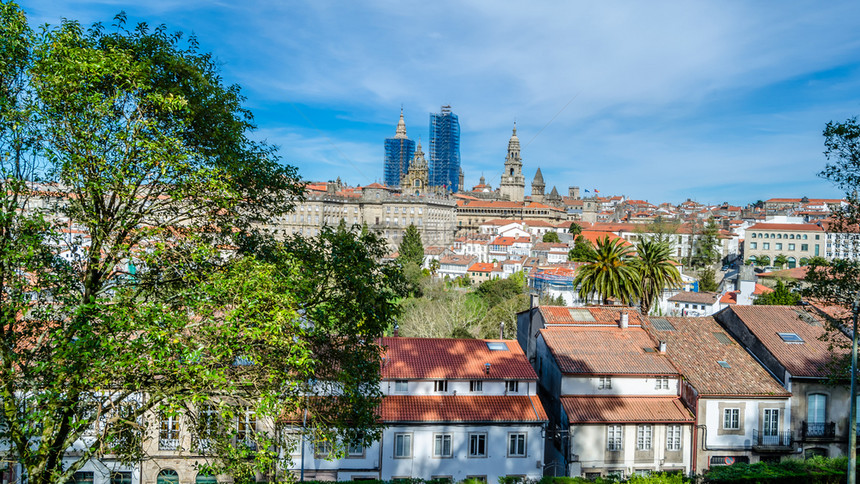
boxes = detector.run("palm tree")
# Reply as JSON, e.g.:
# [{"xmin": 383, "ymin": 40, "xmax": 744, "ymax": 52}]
[
  {"xmin": 573, "ymin": 236, "xmax": 638, "ymax": 305},
  {"xmin": 633, "ymin": 239, "xmax": 682, "ymax": 315}
]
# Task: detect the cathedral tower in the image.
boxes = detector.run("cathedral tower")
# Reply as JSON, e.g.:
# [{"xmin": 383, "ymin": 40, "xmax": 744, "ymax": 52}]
[
  {"xmin": 499, "ymin": 123, "xmax": 525, "ymax": 202},
  {"xmin": 531, "ymin": 167, "xmax": 545, "ymax": 203}
]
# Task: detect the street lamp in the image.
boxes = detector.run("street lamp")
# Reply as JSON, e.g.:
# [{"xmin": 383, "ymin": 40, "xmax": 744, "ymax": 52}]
[{"xmin": 849, "ymin": 294, "xmax": 860, "ymax": 484}]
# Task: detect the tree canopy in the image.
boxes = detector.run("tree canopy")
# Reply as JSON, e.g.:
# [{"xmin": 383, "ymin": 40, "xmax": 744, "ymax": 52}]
[
  {"xmin": 542, "ymin": 231, "xmax": 560, "ymax": 243},
  {"xmin": 633, "ymin": 239, "xmax": 682, "ymax": 315},
  {"xmin": 0, "ymin": 6, "xmax": 404, "ymax": 484},
  {"xmin": 573, "ymin": 236, "xmax": 638, "ymax": 305}
]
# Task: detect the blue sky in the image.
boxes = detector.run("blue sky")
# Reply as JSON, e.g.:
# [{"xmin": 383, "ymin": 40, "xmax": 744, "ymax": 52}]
[{"xmin": 20, "ymin": 0, "xmax": 860, "ymax": 205}]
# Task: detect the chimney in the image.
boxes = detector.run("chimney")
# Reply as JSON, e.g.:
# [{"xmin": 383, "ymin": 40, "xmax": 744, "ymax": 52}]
[
  {"xmin": 658, "ymin": 341, "xmax": 667, "ymax": 353},
  {"xmin": 530, "ymin": 293, "xmax": 539, "ymax": 309},
  {"xmin": 485, "ymin": 363, "xmax": 491, "ymax": 375},
  {"xmin": 393, "ymin": 324, "xmax": 399, "ymax": 337},
  {"xmin": 619, "ymin": 311, "xmax": 629, "ymax": 329},
  {"xmin": 500, "ymin": 322, "xmax": 505, "ymax": 340}
]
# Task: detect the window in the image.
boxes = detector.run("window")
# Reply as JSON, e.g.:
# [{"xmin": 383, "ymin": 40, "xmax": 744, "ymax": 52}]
[
  {"xmin": 433, "ymin": 433, "xmax": 452, "ymax": 457},
  {"xmin": 607, "ymin": 425, "xmax": 622, "ymax": 451},
  {"xmin": 506, "ymin": 381, "xmax": 519, "ymax": 392},
  {"xmin": 808, "ymin": 394, "xmax": 827, "ymax": 436},
  {"xmin": 789, "ymin": 243, "xmax": 795, "ymax": 250},
  {"xmin": 655, "ymin": 377, "xmax": 669, "ymax": 390},
  {"xmin": 434, "ymin": 380, "xmax": 448, "ymax": 392},
  {"xmin": 598, "ymin": 376, "xmax": 612, "ymax": 389},
  {"xmin": 469, "ymin": 380, "xmax": 483, "ymax": 392},
  {"xmin": 111, "ymin": 473, "xmax": 132, "ymax": 484},
  {"xmin": 816, "ymin": 234, "xmax": 820, "ymax": 240},
  {"xmin": 469, "ymin": 433, "xmax": 487, "ymax": 457},
  {"xmin": 763, "ymin": 243, "xmax": 770, "ymax": 250},
  {"xmin": 394, "ymin": 380, "xmax": 408, "ymax": 392},
  {"xmin": 636, "ymin": 424, "xmax": 652, "ymax": 450},
  {"xmin": 667, "ymin": 425, "xmax": 682, "ymax": 451},
  {"xmin": 157, "ymin": 470, "xmax": 179, "ymax": 484},
  {"xmin": 348, "ymin": 441, "xmax": 365, "ymax": 457},
  {"xmin": 394, "ymin": 433, "xmax": 412, "ymax": 458},
  {"xmin": 752, "ymin": 233, "xmax": 757, "ymax": 238},
  {"xmin": 159, "ymin": 414, "xmax": 180, "ymax": 450},
  {"xmin": 237, "ymin": 408, "xmax": 256, "ymax": 445},
  {"xmin": 803, "ymin": 235, "xmax": 808, "ymax": 240},
  {"xmin": 508, "ymin": 433, "xmax": 526, "ymax": 456},
  {"xmin": 775, "ymin": 243, "xmax": 782, "ymax": 250},
  {"xmin": 801, "ymin": 244, "xmax": 809, "ymax": 251},
  {"xmin": 723, "ymin": 408, "xmax": 740, "ymax": 429},
  {"xmin": 763, "ymin": 409, "xmax": 779, "ymax": 439},
  {"xmin": 73, "ymin": 473, "xmax": 94, "ymax": 484},
  {"xmin": 778, "ymin": 333, "xmax": 804, "ymax": 343},
  {"xmin": 315, "ymin": 439, "xmax": 333, "ymax": 458},
  {"xmin": 195, "ymin": 473, "xmax": 217, "ymax": 484},
  {"xmin": 750, "ymin": 242, "xmax": 757, "ymax": 249}
]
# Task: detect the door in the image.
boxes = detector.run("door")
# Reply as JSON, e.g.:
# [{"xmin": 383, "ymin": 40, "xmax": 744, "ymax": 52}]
[
  {"xmin": 807, "ymin": 394, "xmax": 826, "ymax": 436},
  {"xmin": 763, "ymin": 409, "xmax": 779, "ymax": 445}
]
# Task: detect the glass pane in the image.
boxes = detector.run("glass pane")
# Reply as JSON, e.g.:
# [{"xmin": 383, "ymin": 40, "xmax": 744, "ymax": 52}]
[
  {"xmin": 111, "ymin": 473, "xmax": 132, "ymax": 484},
  {"xmin": 195, "ymin": 474, "xmax": 217, "ymax": 484},
  {"xmin": 157, "ymin": 470, "xmax": 179, "ymax": 484}
]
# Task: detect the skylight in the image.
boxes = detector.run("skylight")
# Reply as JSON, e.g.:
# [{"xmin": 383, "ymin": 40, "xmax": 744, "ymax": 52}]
[
  {"xmin": 487, "ymin": 342, "xmax": 508, "ymax": 351},
  {"xmin": 713, "ymin": 332, "xmax": 732, "ymax": 345},
  {"xmin": 717, "ymin": 361, "xmax": 731, "ymax": 368},
  {"xmin": 568, "ymin": 309, "xmax": 596, "ymax": 322},
  {"xmin": 778, "ymin": 332, "xmax": 804, "ymax": 343},
  {"xmin": 651, "ymin": 318, "xmax": 675, "ymax": 331}
]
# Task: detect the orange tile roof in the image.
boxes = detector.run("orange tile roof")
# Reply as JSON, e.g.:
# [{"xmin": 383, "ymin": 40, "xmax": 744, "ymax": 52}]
[
  {"xmin": 561, "ymin": 396, "xmax": 693, "ymax": 423},
  {"xmin": 380, "ymin": 395, "xmax": 547, "ymax": 423},
  {"xmin": 667, "ymin": 291, "xmax": 721, "ymax": 304},
  {"xmin": 758, "ymin": 266, "xmax": 809, "ymax": 280},
  {"xmin": 538, "ymin": 306, "xmax": 646, "ymax": 326},
  {"xmin": 490, "ymin": 237, "xmax": 516, "ymax": 246},
  {"xmin": 722, "ymin": 306, "xmax": 848, "ymax": 378},
  {"xmin": 468, "ymin": 262, "xmax": 495, "ymax": 273},
  {"xmin": 720, "ymin": 292, "xmax": 739, "ymax": 305},
  {"xmin": 577, "ymin": 230, "xmax": 630, "ymax": 246},
  {"xmin": 643, "ymin": 316, "xmax": 789, "ymax": 396},
  {"xmin": 540, "ymin": 327, "xmax": 679, "ymax": 375},
  {"xmin": 381, "ymin": 337, "xmax": 537, "ymax": 380},
  {"xmin": 754, "ymin": 283, "xmax": 773, "ymax": 295}
]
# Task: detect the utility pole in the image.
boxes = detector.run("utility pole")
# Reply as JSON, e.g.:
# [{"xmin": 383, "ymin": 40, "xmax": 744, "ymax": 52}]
[{"xmin": 849, "ymin": 294, "xmax": 859, "ymax": 484}]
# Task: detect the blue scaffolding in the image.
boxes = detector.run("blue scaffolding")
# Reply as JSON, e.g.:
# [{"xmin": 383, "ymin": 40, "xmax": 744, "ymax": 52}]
[
  {"xmin": 383, "ymin": 137, "xmax": 415, "ymax": 187},
  {"xmin": 429, "ymin": 105, "xmax": 460, "ymax": 192}
]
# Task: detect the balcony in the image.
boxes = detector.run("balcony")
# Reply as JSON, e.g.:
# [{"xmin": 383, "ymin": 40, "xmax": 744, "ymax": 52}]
[
  {"xmin": 752, "ymin": 430, "xmax": 792, "ymax": 451},
  {"xmin": 801, "ymin": 421, "xmax": 836, "ymax": 441}
]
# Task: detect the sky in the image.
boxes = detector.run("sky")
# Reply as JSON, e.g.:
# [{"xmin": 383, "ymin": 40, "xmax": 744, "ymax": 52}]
[{"xmin": 19, "ymin": 0, "xmax": 860, "ymax": 205}]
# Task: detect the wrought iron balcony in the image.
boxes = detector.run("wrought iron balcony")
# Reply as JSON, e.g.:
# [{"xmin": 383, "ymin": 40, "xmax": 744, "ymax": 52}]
[
  {"xmin": 158, "ymin": 438, "xmax": 179, "ymax": 450},
  {"xmin": 801, "ymin": 421, "xmax": 836, "ymax": 440},
  {"xmin": 752, "ymin": 429, "xmax": 792, "ymax": 450}
]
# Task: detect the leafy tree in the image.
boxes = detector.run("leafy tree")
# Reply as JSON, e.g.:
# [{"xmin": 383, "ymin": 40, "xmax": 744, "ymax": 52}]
[
  {"xmin": 633, "ymin": 240, "xmax": 682, "ymax": 315},
  {"xmin": 568, "ymin": 222, "xmax": 583, "ymax": 236},
  {"xmin": 568, "ymin": 235, "xmax": 594, "ymax": 262},
  {"xmin": 0, "ymin": 7, "xmax": 402, "ymax": 484},
  {"xmin": 398, "ymin": 224, "xmax": 424, "ymax": 267},
  {"xmin": 573, "ymin": 236, "xmax": 638, "ymax": 305},
  {"xmin": 639, "ymin": 216, "xmax": 681, "ymax": 245},
  {"xmin": 774, "ymin": 253, "xmax": 789, "ymax": 269},
  {"xmin": 754, "ymin": 279, "xmax": 801, "ymax": 306},
  {"xmin": 698, "ymin": 268, "xmax": 719, "ymax": 292},
  {"xmin": 476, "ymin": 277, "xmax": 526, "ymax": 308},
  {"xmin": 756, "ymin": 255, "xmax": 771, "ymax": 266},
  {"xmin": 691, "ymin": 219, "xmax": 720, "ymax": 267},
  {"xmin": 542, "ymin": 231, "xmax": 561, "ymax": 243}
]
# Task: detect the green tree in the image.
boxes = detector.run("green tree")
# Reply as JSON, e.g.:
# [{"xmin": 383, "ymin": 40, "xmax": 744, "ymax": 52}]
[
  {"xmin": 568, "ymin": 235, "xmax": 594, "ymax": 261},
  {"xmin": 639, "ymin": 216, "xmax": 681, "ymax": 245},
  {"xmin": 398, "ymin": 224, "xmax": 424, "ymax": 267},
  {"xmin": 573, "ymin": 235, "xmax": 639, "ymax": 305},
  {"xmin": 691, "ymin": 219, "xmax": 720, "ymax": 267},
  {"xmin": 542, "ymin": 231, "xmax": 561, "ymax": 243},
  {"xmin": 754, "ymin": 279, "xmax": 801, "ymax": 306},
  {"xmin": 568, "ymin": 222, "xmax": 583, "ymax": 236},
  {"xmin": 697, "ymin": 268, "xmax": 719, "ymax": 292},
  {"xmin": 0, "ymin": 8, "xmax": 402, "ymax": 484},
  {"xmin": 757, "ymin": 255, "xmax": 771, "ymax": 267},
  {"xmin": 633, "ymin": 240, "xmax": 682, "ymax": 315},
  {"xmin": 774, "ymin": 253, "xmax": 789, "ymax": 269}
]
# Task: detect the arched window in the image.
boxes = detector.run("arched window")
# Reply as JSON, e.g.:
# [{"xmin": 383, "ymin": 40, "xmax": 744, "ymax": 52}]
[
  {"xmin": 752, "ymin": 233, "xmax": 757, "ymax": 238},
  {"xmin": 196, "ymin": 472, "xmax": 217, "ymax": 484},
  {"xmin": 788, "ymin": 257, "xmax": 796, "ymax": 269},
  {"xmin": 157, "ymin": 470, "xmax": 179, "ymax": 484},
  {"xmin": 509, "ymin": 168, "xmax": 514, "ymax": 176}
]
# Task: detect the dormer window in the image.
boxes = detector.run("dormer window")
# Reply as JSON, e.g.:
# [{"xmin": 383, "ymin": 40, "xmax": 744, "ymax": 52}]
[
  {"xmin": 506, "ymin": 381, "xmax": 519, "ymax": 393},
  {"xmin": 434, "ymin": 380, "xmax": 448, "ymax": 392},
  {"xmin": 470, "ymin": 380, "xmax": 483, "ymax": 392},
  {"xmin": 598, "ymin": 377, "xmax": 612, "ymax": 389},
  {"xmin": 395, "ymin": 380, "xmax": 408, "ymax": 392}
]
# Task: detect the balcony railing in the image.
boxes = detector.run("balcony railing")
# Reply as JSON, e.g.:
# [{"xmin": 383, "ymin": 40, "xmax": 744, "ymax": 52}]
[
  {"xmin": 752, "ymin": 429, "xmax": 792, "ymax": 449},
  {"xmin": 802, "ymin": 421, "xmax": 836, "ymax": 440},
  {"xmin": 159, "ymin": 438, "xmax": 179, "ymax": 450}
]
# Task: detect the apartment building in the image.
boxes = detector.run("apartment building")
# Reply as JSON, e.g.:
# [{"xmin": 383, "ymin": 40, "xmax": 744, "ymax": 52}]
[{"xmin": 743, "ymin": 223, "xmax": 824, "ymax": 266}]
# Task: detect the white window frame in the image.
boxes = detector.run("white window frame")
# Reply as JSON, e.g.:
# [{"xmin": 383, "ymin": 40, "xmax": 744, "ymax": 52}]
[
  {"xmin": 667, "ymin": 424, "xmax": 682, "ymax": 451},
  {"xmin": 434, "ymin": 380, "xmax": 448, "ymax": 392},
  {"xmin": 655, "ymin": 377, "xmax": 669, "ymax": 390},
  {"xmin": 636, "ymin": 424, "xmax": 652, "ymax": 451},
  {"xmin": 469, "ymin": 433, "xmax": 487, "ymax": 458},
  {"xmin": 433, "ymin": 433, "xmax": 453, "ymax": 458},
  {"xmin": 393, "ymin": 433, "xmax": 412, "ymax": 458},
  {"xmin": 394, "ymin": 380, "xmax": 408, "ymax": 392},
  {"xmin": 507, "ymin": 432, "xmax": 527, "ymax": 457},
  {"xmin": 505, "ymin": 381, "xmax": 519, "ymax": 393},
  {"xmin": 607, "ymin": 425, "xmax": 622, "ymax": 451},
  {"xmin": 598, "ymin": 376, "xmax": 612, "ymax": 389},
  {"xmin": 723, "ymin": 408, "xmax": 740, "ymax": 430},
  {"xmin": 470, "ymin": 380, "xmax": 483, "ymax": 392}
]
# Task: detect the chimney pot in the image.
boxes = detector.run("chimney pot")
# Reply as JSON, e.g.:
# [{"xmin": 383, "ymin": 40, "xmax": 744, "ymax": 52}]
[
  {"xmin": 658, "ymin": 341, "xmax": 667, "ymax": 353},
  {"xmin": 485, "ymin": 363, "xmax": 491, "ymax": 374},
  {"xmin": 620, "ymin": 311, "xmax": 629, "ymax": 329}
]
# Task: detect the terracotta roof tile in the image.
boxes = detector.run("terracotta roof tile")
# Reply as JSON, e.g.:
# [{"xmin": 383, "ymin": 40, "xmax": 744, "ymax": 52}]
[
  {"xmin": 643, "ymin": 316, "xmax": 789, "ymax": 396},
  {"xmin": 747, "ymin": 223, "xmax": 824, "ymax": 232},
  {"xmin": 381, "ymin": 395, "xmax": 547, "ymax": 423},
  {"xmin": 667, "ymin": 291, "xmax": 721, "ymax": 304},
  {"xmin": 538, "ymin": 306, "xmax": 645, "ymax": 327},
  {"xmin": 561, "ymin": 396, "xmax": 693, "ymax": 423},
  {"xmin": 722, "ymin": 306, "xmax": 848, "ymax": 378},
  {"xmin": 540, "ymin": 327, "xmax": 679, "ymax": 375},
  {"xmin": 381, "ymin": 337, "xmax": 537, "ymax": 380}
]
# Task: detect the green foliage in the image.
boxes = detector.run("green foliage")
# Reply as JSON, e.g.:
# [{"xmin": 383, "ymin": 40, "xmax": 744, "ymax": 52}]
[
  {"xmin": 573, "ymin": 235, "xmax": 639, "ymax": 305},
  {"xmin": 754, "ymin": 279, "xmax": 800, "ymax": 306},
  {"xmin": 398, "ymin": 224, "xmax": 424, "ymax": 267},
  {"xmin": 568, "ymin": 222, "xmax": 583, "ymax": 236},
  {"xmin": 702, "ymin": 456, "xmax": 847, "ymax": 484},
  {"xmin": 640, "ymin": 217, "xmax": 681, "ymax": 245},
  {"xmin": 773, "ymin": 253, "xmax": 789, "ymax": 269},
  {"xmin": 633, "ymin": 239, "xmax": 682, "ymax": 315},
  {"xmin": 540, "ymin": 293, "xmax": 566, "ymax": 306},
  {"xmin": 698, "ymin": 268, "xmax": 719, "ymax": 292},
  {"xmin": 568, "ymin": 235, "xmax": 594, "ymax": 262},
  {"xmin": 477, "ymin": 277, "xmax": 527, "ymax": 307},
  {"xmin": 756, "ymin": 255, "xmax": 771, "ymax": 266},
  {"xmin": 691, "ymin": 219, "xmax": 720, "ymax": 268},
  {"xmin": 543, "ymin": 231, "xmax": 561, "ymax": 243}
]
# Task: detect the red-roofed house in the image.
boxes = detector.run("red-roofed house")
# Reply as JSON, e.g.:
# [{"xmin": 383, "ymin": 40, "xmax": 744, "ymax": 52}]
[
  {"xmin": 714, "ymin": 306, "xmax": 852, "ymax": 459},
  {"xmin": 743, "ymin": 223, "xmax": 824, "ymax": 267},
  {"xmin": 528, "ymin": 311, "xmax": 694, "ymax": 478},
  {"xmin": 468, "ymin": 262, "xmax": 503, "ymax": 283}
]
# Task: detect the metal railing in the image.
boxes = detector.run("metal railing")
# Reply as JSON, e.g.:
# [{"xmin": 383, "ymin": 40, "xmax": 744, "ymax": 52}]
[
  {"xmin": 752, "ymin": 429, "xmax": 792, "ymax": 447},
  {"xmin": 802, "ymin": 421, "xmax": 836, "ymax": 440}
]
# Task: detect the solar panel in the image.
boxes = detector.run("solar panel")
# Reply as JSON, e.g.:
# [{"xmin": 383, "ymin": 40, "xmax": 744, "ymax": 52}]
[
  {"xmin": 651, "ymin": 318, "xmax": 675, "ymax": 331},
  {"xmin": 486, "ymin": 342, "xmax": 509, "ymax": 351},
  {"xmin": 713, "ymin": 332, "xmax": 733, "ymax": 345},
  {"xmin": 568, "ymin": 308, "xmax": 596, "ymax": 322},
  {"xmin": 778, "ymin": 332, "xmax": 804, "ymax": 343}
]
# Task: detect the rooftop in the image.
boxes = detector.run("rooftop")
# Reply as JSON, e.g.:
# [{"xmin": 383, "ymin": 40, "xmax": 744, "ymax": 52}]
[
  {"xmin": 561, "ymin": 396, "xmax": 693, "ymax": 423},
  {"xmin": 381, "ymin": 395, "xmax": 547, "ymax": 423},
  {"xmin": 381, "ymin": 337, "xmax": 537, "ymax": 380}
]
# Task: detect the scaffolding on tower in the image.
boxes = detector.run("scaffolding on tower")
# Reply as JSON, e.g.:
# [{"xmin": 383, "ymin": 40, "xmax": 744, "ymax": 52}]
[{"xmin": 429, "ymin": 105, "xmax": 460, "ymax": 192}]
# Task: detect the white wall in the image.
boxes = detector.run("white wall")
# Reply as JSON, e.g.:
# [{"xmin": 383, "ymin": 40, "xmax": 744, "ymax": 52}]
[
  {"xmin": 561, "ymin": 376, "xmax": 679, "ymax": 396},
  {"xmin": 381, "ymin": 380, "xmax": 535, "ymax": 396}
]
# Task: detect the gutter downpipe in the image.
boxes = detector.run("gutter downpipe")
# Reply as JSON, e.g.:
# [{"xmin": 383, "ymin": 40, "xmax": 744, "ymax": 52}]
[
  {"xmin": 849, "ymin": 295, "xmax": 859, "ymax": 484},
  {"xmin": 692, "ymin": 393, "xmax": 699, "ymax": 476}
]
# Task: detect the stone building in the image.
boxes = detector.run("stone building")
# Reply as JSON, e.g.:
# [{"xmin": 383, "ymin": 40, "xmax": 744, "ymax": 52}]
[{"xmin": 499, "ymin": 124, "xmax": 525, "ymax": 203}]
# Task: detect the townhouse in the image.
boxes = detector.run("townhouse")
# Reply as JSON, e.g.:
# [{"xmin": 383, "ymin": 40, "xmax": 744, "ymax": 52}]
[
  {"xmin": 642, "ymin": 316, "xmax": 792, "ymax": 471},
  {"xmin": 714, "ymin": 306, "xmax": 852, "ymax": 459},
  {"xmin": 284, "ymin": 338, "xmax": 548, "ymax": 482},
  {"xmin": 518, "ymin": 306, "xmax": 694, "ymax": 479}
]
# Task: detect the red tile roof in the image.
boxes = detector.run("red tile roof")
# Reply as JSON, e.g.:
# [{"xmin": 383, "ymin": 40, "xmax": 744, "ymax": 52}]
[
  {"xmin": 538, "ymin": 306, "xmax": 646, "ymax": 327},
  {"xmin": 468, "ymin": 262, "xmax": 496, "ymax": 273},
  {"xmin": 643, "ymin": 317, "xmax": 789, "ymax": 396},
  {"xmin": 381, "ymin": 337, "xmax": 537, "ymax": 380},
  {"xmin": 380, "ymin": 395, "xmax": 547, "ymax": 423},
  {"xmin": 540, "ymin": 327, "xmax": 679, "ymax": 375},
  {"xmin": 561, "ymin": 396, "xmax": 693, "ymax": 423},
  {"xmin": 723, "ymin": 306, "xmax": 848, "ymax": 378},
  {"xmin": 667, "ymin": 291, "xmax": 721, "ymax": 304},
  {"xmin": 577, "ymin": 230, "xmax": 630, "ymax": 246},
  {"xmin": 758, "ymin": 266, "xmax": 809, "ymax": 280}
]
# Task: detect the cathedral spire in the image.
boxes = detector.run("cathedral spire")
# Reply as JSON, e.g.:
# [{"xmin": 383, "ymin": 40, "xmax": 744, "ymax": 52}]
[{"xmin": 394, "ymin": 108, "xmax": 407, "ymax": 139}]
